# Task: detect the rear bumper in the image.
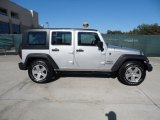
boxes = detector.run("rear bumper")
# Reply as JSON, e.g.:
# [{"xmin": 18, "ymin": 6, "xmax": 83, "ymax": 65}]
[
  {"xmin": 145, "ymin": 63, "xmax": 153, "ymax": 72},
  {"xmin": 18, "ymin": 62, "xmax": 27, "ymax": 70}
]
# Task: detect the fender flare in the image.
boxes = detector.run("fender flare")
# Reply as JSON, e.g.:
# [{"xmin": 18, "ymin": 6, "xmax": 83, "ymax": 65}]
[
  {"xmin": 111, "ymin": 54, "xmax": 148, "ymax": 72},
  {"xmin": 25, "ymin": 53, "xmax": 59, "ymax": 69}
]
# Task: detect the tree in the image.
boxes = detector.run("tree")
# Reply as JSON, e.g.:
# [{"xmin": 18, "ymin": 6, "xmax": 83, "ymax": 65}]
[
  {"xmin": 107, "ymin": 30, "xmax": 123, "ymax": 34},
  {"xmin": 106, "ymin": 23, "xmax": 160, "ymax": 35}
]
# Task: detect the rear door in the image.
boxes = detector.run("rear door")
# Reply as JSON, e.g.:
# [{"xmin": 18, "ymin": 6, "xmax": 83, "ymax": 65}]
[{"xmin": 50, "ymin": 30, "xmax": 74, "ymax": 69}]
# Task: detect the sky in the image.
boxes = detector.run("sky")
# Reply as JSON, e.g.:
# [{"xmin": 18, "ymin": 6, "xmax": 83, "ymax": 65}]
[{"xmin": 11, "ymin": 0, "xmax": 160, "ymax": 33}]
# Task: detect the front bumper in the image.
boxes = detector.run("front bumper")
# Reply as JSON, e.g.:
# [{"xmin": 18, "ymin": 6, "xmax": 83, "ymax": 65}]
[
  {"xmin": 144, "ymin": 57, "xmax": 153, "ymax": 72},
  {"xmin": 145, "ymin": 63, "xmax": 153, "ymax": 72},
  {"xmin": 19, "ymin": 62, "xmax": 27, "ymax": 70}
]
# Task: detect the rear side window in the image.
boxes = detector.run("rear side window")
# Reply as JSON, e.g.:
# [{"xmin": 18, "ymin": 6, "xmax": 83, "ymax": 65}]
[
  {"xmin": 28, "ymin": 32, "xmax": 46, "ymax": 45},
  {"xmin": 52, "ymin": 32, "xmax": 71, "ymax": 45}
]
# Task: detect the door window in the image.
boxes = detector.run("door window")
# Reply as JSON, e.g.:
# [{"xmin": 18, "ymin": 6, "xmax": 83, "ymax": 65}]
[
  {"xmin": 52, "ymin": 32, "xmax": 71, "ymax": 45},
  {"xmin": 78, "ymin": 32, "xmax": 100, "ymax": 46}
]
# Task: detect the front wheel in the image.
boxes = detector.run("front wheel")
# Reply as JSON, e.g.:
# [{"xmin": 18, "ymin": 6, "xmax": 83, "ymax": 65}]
[
  {"xmin": 28, "ymin": 60, "xmax": 55, "ymax": 83},
  {"xmin": 118, "ymin": 61, "xmax": 146, "ymax": 86}
]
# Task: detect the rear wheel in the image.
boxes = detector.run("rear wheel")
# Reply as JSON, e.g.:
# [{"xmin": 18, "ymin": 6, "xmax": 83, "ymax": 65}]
[
  {"xmin": 118, "ymin": 61, "xmax": 146, "ymax": 86},
  {"xmin": 28, "ymin": 60, "xmax": 55, "ymax": 83}
]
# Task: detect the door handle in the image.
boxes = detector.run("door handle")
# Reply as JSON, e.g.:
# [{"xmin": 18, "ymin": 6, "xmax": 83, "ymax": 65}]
[
  {"xmin": 76, "ymin": 49, "xmax": 84, "ymax": 52},
  {"xmin": 52, "ymin": 48, "xmax": 59, "ymax": 52}
]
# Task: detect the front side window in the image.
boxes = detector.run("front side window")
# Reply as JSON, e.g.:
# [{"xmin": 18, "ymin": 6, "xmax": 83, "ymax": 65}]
[
  {"xmin": 28, "ymin": 32, "xmax": 46, "ymax": 45},
  {"xmin": 52, "ymin": 32, "xmax": 71, "ymax": 45},
  {"xmin": 78, "ymin": 32, "xmax": 100, "ymax": 46}
]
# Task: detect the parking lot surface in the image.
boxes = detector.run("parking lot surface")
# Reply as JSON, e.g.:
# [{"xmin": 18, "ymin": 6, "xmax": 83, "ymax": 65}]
[{"xmin": 0, "ymin": 56, "xmax": 160, "ymax": 120}]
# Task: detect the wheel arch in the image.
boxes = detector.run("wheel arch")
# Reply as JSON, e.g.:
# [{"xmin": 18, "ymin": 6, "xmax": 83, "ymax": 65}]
[
  {"xmin": 25, "ymin": 53, "xmax": 59, "ymax": 70},
  {"xmin": 111, "ymin": 54, "xmax": 148, "ymax": 72}
]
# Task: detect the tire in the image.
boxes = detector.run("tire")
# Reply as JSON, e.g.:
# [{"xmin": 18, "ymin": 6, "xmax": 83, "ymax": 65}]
[
  {"xmin": 28, "ymin": 60, "xmax": 55, "ymax": 83},
  {"xmin": 118, "ymin": 61, "xmax": 146, "ymax": 86}
]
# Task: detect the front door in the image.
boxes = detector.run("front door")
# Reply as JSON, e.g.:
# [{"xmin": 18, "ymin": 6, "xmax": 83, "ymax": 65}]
[
  {"xmin": 50, "ymin": 30, "xmax": 74, "ymax": 69},
  {"xmin": 75, "ymin": 31, "xmax": 106, "ymax": 70}
]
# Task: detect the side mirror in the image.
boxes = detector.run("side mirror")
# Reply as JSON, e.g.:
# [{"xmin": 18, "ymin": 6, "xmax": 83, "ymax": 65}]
[{"xmin": 97, "ymin": 41, "xmax": 104, "ymax": 52}]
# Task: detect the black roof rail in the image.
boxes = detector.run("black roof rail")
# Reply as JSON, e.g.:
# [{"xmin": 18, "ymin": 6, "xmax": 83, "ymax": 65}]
[{"xmin": 27, "ymin": 28, "xmax": 98, "ymax": 31}]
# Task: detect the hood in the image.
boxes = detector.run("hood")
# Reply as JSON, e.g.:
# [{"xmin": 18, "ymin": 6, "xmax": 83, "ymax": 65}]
[{"xmin": 107, "ymin": 44, "xmax": 142, "ymax": 55}]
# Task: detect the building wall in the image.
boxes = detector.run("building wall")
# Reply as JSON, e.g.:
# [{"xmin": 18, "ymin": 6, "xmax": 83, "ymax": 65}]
[{"xmin": 0, "ymin": 0, "xmax": 39, "ymax": 34}]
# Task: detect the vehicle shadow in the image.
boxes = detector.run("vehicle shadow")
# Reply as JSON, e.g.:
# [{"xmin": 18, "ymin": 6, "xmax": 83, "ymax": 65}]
[
  {"xmin": 48, "ymin": 71, "xmax": 117, "ymax": 83},
  {"xmin": 105, "ymin": 111, "xmax": 117, "ymax": 120}
]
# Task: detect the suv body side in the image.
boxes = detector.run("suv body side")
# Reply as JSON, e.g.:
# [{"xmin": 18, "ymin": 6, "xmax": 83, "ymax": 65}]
[
  {"xmin": 21, "ymin": 29, "xmax": 112, "ymax": 71},
  {"xmin": 20, "ymin": 29, "xmax": 151, "ymax": 72},
  {"xmin": 19, "ymin": 28, "xmax": 153, "ymax": 85}
]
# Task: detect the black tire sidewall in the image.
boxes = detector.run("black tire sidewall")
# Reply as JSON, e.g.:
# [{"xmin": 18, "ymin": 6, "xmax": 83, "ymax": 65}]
[
  {"xmin": 118, "ymin": 61, "xmax": 146, "ymax": 86},
  {"xmin": 28, "ymin": 60, "xmax": 53, "ymax": 83}
]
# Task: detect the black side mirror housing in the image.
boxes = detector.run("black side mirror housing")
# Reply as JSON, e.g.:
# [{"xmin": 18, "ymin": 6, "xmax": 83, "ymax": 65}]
[{"xmin": 97, "ymin": 41, "xmax": 104, "ymax": 52}]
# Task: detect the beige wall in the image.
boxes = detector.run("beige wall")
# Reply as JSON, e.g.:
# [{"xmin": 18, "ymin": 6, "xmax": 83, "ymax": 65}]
[
  {"xmin": 0, "ymin": 0, "xmax": 39, "ymax": 33},
  {"xmin": 30, "ymin": 10, "xmax": 39, "ymax": 28}
]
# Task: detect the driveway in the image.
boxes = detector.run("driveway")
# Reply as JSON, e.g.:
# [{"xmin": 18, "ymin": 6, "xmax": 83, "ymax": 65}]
[{"xmin": 0, "ymin": 56, "xmax": 160, "ymax": 120}]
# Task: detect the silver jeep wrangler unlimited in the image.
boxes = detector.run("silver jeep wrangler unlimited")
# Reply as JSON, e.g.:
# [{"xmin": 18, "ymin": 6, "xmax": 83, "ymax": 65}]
[{"xmin": 19, "ymin": 28, "xmax": 152, "ymax": 85}]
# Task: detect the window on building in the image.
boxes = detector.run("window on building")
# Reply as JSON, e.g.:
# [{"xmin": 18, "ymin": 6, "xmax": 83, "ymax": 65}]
[
  {"xmin": 52, "ymin": 32, "xmax": 71, "ymax": 45},
  {"xmin": 0, "ymin": 21, "xmax": 10, "ymax": 34},
  {"xmin": 28, "ymin": 32, "xmax": 46, "ymax": 45},
  {"xmin": 12, "ymin": 24, "xmax": 20, "ymax": 34},
  {"xmin": 0, "ymin": 8, "xmax": 7, "ymax": 16},
  {"xmin": 11, "ymin": 12, "xmax": 19, "ymax": 19},
  {"xmin": 78, "ymin": 32, "xmax": 100, "ymax": 46}
]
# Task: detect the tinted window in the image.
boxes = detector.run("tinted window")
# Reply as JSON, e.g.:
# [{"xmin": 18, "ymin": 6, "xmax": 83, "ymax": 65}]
[
  {"xmin": 28, "ymin": 32, "xmax": 46, "ymax": 45},
  {"xmin": 78, "ymin": 32, "xmax": 100, "ymax": 46},
  {"xmin": 12, "ymin": 24, "xmax": 20, "ymax": 34},
  {"xmin": 52, "ymin": 32, "xmax": 71, "ymax": 45},
  {"xmin": 0, "ymin": 21, "xmax": 10, "ymax": 34},
  {"xmin": 0, "ymin": 8, "xmax": 7, "ymax": 16},
  {"xmin": 11, "ymin": 12, "xmax": 19, "ymax": 19}
]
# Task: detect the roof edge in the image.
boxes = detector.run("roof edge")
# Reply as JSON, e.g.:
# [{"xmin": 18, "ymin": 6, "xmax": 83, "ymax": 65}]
[{"xmin": 27, "ymin": 28, "xmax": 98, "ymax": 31}]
